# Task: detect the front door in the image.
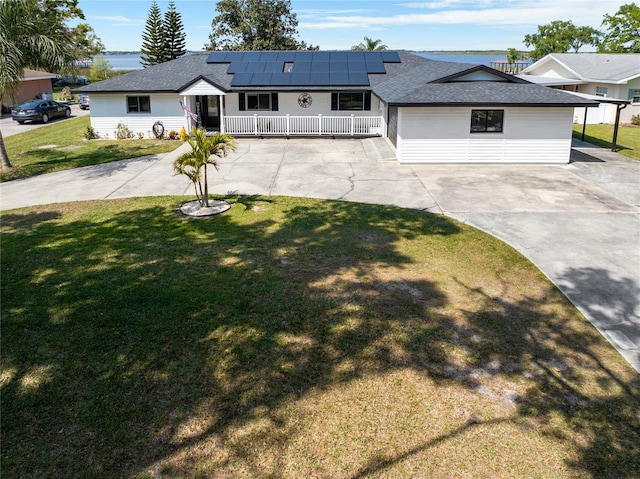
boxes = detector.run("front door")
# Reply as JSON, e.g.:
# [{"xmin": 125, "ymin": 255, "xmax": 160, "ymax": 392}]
[{"xmin": 196, "ymin": 95, "xmax": 220, "ymax": 130}]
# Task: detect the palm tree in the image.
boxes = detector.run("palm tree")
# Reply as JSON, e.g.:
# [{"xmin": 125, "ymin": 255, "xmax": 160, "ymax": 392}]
[
  {"xmin": 173, "ymin": 129, "xmax": 237, "ymax": 207},
  {"xmin": 0, "ymin": 0, "xmax": 75, "ymax": 169},
  {"xmin": 351, "ymin": 36, "xmax": 388, "ymax": 51}
]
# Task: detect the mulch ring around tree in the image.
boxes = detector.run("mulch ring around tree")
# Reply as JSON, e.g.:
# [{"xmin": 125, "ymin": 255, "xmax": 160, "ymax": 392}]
[{"xmin": 179, "ymin": 199, "xmax": 231, "ymax": 218}]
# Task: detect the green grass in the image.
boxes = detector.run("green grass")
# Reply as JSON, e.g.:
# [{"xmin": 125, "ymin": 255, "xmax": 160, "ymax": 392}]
[
  {"xmin": 2, "ymin": 196, "xmax": 638, "ymax": 478},
  {"xmin": 573, "ymin": 123, "xmax": 640, "ymax": 161},
  {"xmin": 1, "ymin": 117, "xmax": 182, "ymax": 182}
]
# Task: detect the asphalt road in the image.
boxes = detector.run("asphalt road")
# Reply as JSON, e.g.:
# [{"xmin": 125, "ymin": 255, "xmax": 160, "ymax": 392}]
[{"xmin": 0, "ymin": 103, "xmax": 90, "ymax": 138}]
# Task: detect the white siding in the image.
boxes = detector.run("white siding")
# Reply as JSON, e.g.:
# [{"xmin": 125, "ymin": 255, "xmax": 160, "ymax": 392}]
[
  {"xmin": 397, "ymin": 107, "xmax": 573, "ymax": 164},
  {"xmin": 179, "ymin": 79, "xmax": 225, "ymax": 96},
  {"xmin": 573, "ymin": 78, "xmax": 640, "ymax": 124},
  {"xmin": 225, "ymin": 92, "xmax": 381, "ymax": 117},
  {"xmin": 89, "ymin": 93, "xmax": 188, "ymax": 138}
]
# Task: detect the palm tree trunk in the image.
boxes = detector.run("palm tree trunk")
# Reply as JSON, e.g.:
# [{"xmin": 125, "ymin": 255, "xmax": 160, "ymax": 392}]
[
  {"xmin": 202, "ymin": 164, "xmax": 209, "ymax": 207},
  {"xmin": 0, "ymin": 128, "xmax": 13, "ymax": 169}
]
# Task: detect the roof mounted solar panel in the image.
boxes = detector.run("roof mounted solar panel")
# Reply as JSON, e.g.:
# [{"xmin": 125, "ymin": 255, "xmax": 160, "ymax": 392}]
[
  {"xmin": 250, "ymin": 72, "xmax": 273, "ymax": 85},
  {"xmin": 309, "ymin": 71, "xmax": 330, "ymax": 85},
  {"xmin": 263, "ymin": 62, "xmax": 284, "ymax": 73},
  {"xmin": 347, "ymin": 61, "xmax": 367, "ymax": 72},
  {"xmin": 311, "ymin": 61, "xmax": 330, "ymax": 72},
  {"xmin": 241, "ymin": 51, "xmax": 261, "ymax": 62},
  {"xmin": 363, "ymin": 52, "xmax": 383, "ymax": 62},
  {"xmin": 330, "ymin": 71, "xmax": 350, "ymax": 85},
  {"xmin": 230, "ymin": 72, "xmax": 254, "ymax": 86},
  {"xmin": 332, "ymin": 61, "xmax": 349, "ymax": 72},
  {"xmin": 226, "ymin": 62, "xmax": 247, "ymax": 73},
  {"xmin": 294, "ymin": 62, "xmax": 312, "ymax": 73},
  {"xmin": 290, "ymin": 72, "xmax": 311, "ymax": 86},
  {"xmin": 348, "ymin": 71, "xmax": 370, "ymax": 85},
  {"xmin": 313, "ymin": 51, "xmax": 331, "ymax": 62},
  {"xmin": 245, "ymin": 62, "xmax": 266, "ymax": 73},
  {"xmin": 206, "ymin": 51, "xmax": 228, "ymax": 63},
  {"xmin": 277, "ymin": 51, "xmax": 296, "ymax": 62},
  {"xmin": 347, "ymin": 51, "xmax": 366, "ymax": 62},
  {"xmin": 365, "ymin": 60, "xmax": 386, "ymax": 74},
  {"xmin": 294, "ymin": 51, "xmax": 312, "ymax": 62},
  {"xmin": 330, "ymin": 51, "xmax": 349, "ymax": 62},
  {"xmin": 270, "ymin": 72, "xmax": 292, "ymax": 86},
  {"xmin": 380, "ymin": 51, "xmax": 401, "ymax": 62},
  {"xmin": 262, "ymin": 51, "xmax": 283, "ymax": 62}
]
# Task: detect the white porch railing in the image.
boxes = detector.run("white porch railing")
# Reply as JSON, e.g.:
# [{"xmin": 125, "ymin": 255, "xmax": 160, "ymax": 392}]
[{"xmin": 224, "ymin": 114, "xmax": 385, "ymax": 137}]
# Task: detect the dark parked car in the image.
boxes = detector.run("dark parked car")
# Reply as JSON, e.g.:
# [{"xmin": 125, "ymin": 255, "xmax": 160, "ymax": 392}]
[
  {"xmin": 78, "ymin": 93, "xmax": 90, "ymax": 110},
  {"xmin": 11, "ymin": 100, "xmax": 71, "ymax": 124}
]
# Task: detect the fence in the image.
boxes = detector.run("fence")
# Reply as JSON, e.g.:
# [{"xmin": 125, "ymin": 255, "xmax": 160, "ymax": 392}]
[{"xmin": 224, "ymin": 114, "xmax": 385, "ymax": 137}]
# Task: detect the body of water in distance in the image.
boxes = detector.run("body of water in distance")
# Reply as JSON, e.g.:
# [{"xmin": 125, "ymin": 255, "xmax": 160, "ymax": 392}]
[{"xmin": 98, "ymin": 52, "xmax": 523, "ymax": 71}]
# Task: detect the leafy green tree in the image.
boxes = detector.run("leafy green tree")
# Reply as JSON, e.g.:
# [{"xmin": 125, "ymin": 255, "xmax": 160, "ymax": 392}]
[
  {"xmin": 163, "ymin": 1, "xmax": 186, "ymax": 60},
  {"xmin": 524, "ymin": 20, "xmax": 601, "ymax": 62},
  {"xmin": 506, "ymin": 48, "xmax": 526, "ymax": 64},
  {"xmin": 89, "ymin": 56, "xmax": 113, "ymax": 80},
  {"xmin": 599, "ymin": 2, "xmax": 640, "ymax": 53},
  {"xmin": 140, "ymin": 0, "xmax": 165, "ymax": 67},
  {"xmin": 71, "ymin": 23, "xmax": 105, "ymax": 61},
  {"xmin": 173, "ymin": 129, "xmax": 237, "ymax": 208},
  {"xmin": 0, "ymin": 0, "xmax": 75, "ymax": 169},
  {"xmin": 206, "ymin": 0, "xmax": 304, "ymax": 51},
  {"xmin": 351, "ymin": 37, "xmax": 388, "ymax": 51}
]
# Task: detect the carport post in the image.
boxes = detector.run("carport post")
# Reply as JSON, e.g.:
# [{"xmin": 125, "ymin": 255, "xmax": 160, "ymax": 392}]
[
  {"xmin": 611, "ymin": 103, "xmax": 627, "ymax": 152},
  {"xmin": 581, "ymin": 107, "xmax": 587, "ymax": 141}
]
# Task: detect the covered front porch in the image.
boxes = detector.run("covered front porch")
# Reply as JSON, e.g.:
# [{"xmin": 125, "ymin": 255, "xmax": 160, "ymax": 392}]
[{"xmin": 223, "ymin": 114, "xmax": 386, "ymax": 137}]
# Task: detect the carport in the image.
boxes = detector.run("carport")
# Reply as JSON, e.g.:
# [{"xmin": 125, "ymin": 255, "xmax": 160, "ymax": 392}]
[{"xmin": 568, "ymin": 91, "xmax": 631, "ymax": 152}]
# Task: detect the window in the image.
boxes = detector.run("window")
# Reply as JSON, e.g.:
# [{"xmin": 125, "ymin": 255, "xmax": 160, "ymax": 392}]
[
  {"xmin": 127, "ymin": 96, "xmax": 150, "ymax": 113},
  {"xmin": 595, "ymin": 87, "xmax": 608, "ymax": 97},
  {"xmin": 238, "ymin": 93, "xmax": 278, "ymax": 111},
  {"xmin": 471, "ymin": 110, "xmax": 504, "ymax": 133},
  {"xmin": 330, "ymin": 92, "xmax": 372, "ymax": 111},
  {"xmin": 631, "ymin": 89, "xmax": 640, "ymax": 104},
  {"xmin": 247, "ymin": 93, "xmax": 271, "ymax": 110},
  {"xmin": 283, "ymin": 62, "xmax": 294, "ymax": 73}
]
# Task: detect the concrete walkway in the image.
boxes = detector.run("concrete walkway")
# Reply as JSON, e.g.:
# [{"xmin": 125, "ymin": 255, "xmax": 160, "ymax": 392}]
[{"xmin": 1, "ymin": 136, "xmax": 639, "ymax": 372}]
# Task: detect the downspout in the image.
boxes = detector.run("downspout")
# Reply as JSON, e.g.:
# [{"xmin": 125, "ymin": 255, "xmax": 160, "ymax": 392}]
[
  {"xmin": 581, "ymin": 106, "xmax": 588, "ymax": 141},
  {"xmin": 611, "ymin": 103, "xmax": 628, "ymax": 152}
]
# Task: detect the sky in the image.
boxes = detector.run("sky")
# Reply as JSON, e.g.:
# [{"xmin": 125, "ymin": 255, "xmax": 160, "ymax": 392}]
[{"xmin": 75, "ymin": 0, "xmax": 632, "ymax": 52}]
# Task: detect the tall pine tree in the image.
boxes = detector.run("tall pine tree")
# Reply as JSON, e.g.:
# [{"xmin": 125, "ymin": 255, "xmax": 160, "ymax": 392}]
[
  {"xmin": 140, "ymin": 1, "xmax": 165, "ymax": 67},
  {"xmin": 163, "ymin": 1, "xmax": 186, "ymax": 60}
]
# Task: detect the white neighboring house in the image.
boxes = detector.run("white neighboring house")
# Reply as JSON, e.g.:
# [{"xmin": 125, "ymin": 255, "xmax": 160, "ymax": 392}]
[
  {"xmin": 519, "ymin": 53, "xmax": 640, "ymax": 124},
  {"xmin": 75, "ymin": 51, "xmax": 594, "ymax": 164}
]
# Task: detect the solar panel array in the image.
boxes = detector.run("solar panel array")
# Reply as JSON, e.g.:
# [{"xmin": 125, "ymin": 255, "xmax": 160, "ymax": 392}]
[{"xmin": 206, "ymin": 51, "xmax": 401, "ymax": 87}]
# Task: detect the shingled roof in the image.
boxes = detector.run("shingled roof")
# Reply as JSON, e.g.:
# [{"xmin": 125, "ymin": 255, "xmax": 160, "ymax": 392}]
[
  {"xmin": 76, "ymin": 50, "xmax": 595, "ymax": 107},
  {"xmin": 523, "ymin": 53, "xmax": 640, "ymax": 83}
]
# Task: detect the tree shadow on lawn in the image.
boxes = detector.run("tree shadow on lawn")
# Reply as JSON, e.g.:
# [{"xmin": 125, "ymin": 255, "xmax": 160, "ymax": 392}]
[{"xmin": 1, "ymin": 198, "xmax": 638, "ymax": 478}]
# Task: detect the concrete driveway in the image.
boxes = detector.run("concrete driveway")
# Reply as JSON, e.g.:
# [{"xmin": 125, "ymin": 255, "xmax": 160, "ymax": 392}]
[{"xmin": 1, "ymin": 136, "xmax": 639, "ymax": 371}]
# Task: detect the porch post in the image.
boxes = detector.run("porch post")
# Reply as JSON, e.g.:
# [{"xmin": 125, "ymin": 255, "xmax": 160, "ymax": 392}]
[
  {"xmin": 183, "ymin": 95, "xmax": 191, "ymax": 134},
  {"xmin": 219, "ymin": 95, "xmax": 225, "ymax": 134}
]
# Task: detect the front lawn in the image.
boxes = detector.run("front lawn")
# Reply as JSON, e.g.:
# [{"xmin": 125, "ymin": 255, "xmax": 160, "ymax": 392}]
[
  {"xmin": 1, "ymin": 196, "xmax": 638, "ymax": 478},
  {"xmin": 573, "ymin": 123, "xmax": 640, "ymax": 161},
  {"xmin": 1, "ymin": 116, "xmax": 182, "ymax": 182}
]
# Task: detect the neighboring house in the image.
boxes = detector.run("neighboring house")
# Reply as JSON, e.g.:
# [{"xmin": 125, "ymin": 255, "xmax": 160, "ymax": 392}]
[
  {"xmin": 519, "ymin": 53, "xmax": 640, "ymax": 124},
  {"xmin": 76, "ymin": 51, "xmax": 594, "ymax": 164},
  {"xmin": 3, "ymin": 69, "xmax": 56, "ymax": 108}
]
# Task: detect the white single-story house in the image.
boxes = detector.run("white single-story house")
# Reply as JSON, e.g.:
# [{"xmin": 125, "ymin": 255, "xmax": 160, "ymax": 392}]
[
  {"xmin": 76, "ymin": 50, "xmax": 595, "ymax": 164},
  {"xmin": 519, "ymin": 53, "xmax": 640, "ymax": 124}
]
